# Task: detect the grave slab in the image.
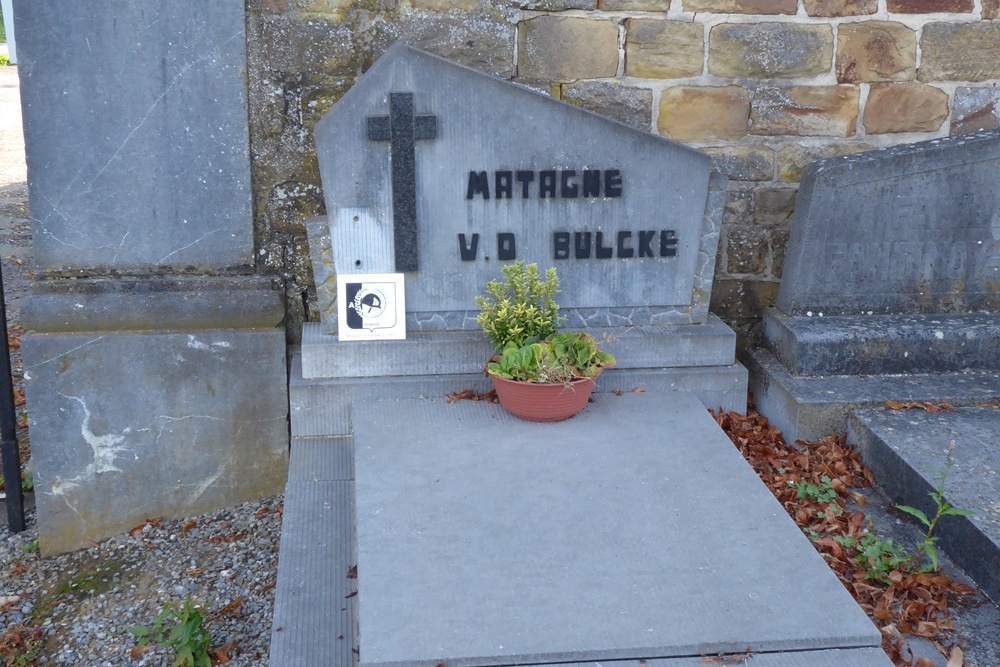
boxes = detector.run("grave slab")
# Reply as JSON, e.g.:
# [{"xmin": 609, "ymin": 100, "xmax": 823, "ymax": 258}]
[
  {"xmin": 352, "ymin": 393, "xmax": 881, "ymax": 667},
  {"xmin": 747, "ymin": 348, "xmax": 1000, "ymax": 443},
  {"xmin": 763, "ymin": 309, "xmax": 1000, "ymax": 376},
  {"xmin": 848, "ymin": 407, "xmax": 1000, "ymax": 605}
]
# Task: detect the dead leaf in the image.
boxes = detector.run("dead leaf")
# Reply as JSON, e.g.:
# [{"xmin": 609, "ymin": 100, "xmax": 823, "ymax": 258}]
[
  {"xmin": 182, "ymin": 520, "xmax": 198, "ymax": 537},
  {"xmin": 347, "ymin": 565, "xmax": 357, "ymax": 579},
  {"xmin": 345, "ymin": 591, "xmax": 357, "ymax": 599},
  {"xmin": 128, "ymin": 517, "xmax": 163, "ymax": 537},
  {"xmin": 915, "ymin": 659, "xmax": 936, "ymax": 667},
  {"xmin": 946, "ymin": 645, "xmax": 964, "ymax": 667},
  {"xmin": 208, "ymin": 597, "xmax": 244, "ymax": 621},
  {"xmin": 700, "ymin": 648, "xmax": 753, "ymax": 663},
  {"xmin": 886, "ymin": 400, "xmax": 906, "ymax": 410},
  {"xmin": 130, "ymin": 645, "xmax": 153, "ymax": 659}
]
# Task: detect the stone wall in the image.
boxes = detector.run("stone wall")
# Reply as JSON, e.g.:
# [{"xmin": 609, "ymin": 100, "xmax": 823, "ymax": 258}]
[{"xmin": 246, "ymin": 0, "xmax": 1000, "ymax": 348}]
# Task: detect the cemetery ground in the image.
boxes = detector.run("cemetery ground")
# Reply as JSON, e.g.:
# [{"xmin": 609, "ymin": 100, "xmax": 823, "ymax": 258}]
[{"xmin": 1, "ymin": 65, "xmax": 999, "ymax": 667}]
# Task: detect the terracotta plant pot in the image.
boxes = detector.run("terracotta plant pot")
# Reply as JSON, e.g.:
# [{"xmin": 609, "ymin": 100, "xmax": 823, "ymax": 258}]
[{"xmin": 490, "ymin": 375, "xmax": 596, "ymax": 422}]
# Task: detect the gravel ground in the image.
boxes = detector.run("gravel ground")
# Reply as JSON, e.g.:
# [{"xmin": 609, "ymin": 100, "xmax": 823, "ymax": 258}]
[{"xmin": 1, "ymin": 497, "xmax": 282, "ymax": 666}]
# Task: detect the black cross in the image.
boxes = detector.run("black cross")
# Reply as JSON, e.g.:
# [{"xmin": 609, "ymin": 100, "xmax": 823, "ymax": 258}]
[{"xmin": 367, "ymin": 92, "xmax": 438, "ymax": 273}]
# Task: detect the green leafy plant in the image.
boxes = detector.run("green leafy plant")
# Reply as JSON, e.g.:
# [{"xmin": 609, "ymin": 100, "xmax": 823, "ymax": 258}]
[
  {"xmin": 835, "ymin": 533, "xmax": 912, "ymax": 583},
  {"xmin": 0, "ymin": 54, "xmax": 9, "ymax": 67},
  {"xmin": 0, "ymin": 623, "xmax": 44, "ymax": 667},
  {"xmin": 896, "ymin": 442, "xmax": 974, "ymax": 572},
  {"xmin": 476, "ymin": 261, "xmax": 563, "ymax": 351},
  {"xmin": 795, "ymin": 475, "xmax": 837, "ymax": 504},
  {"xmin": 130, "ymin": 600, "xmax": 213, "ymax": 667},
  {"xmin": 487, "ymin": 332, "xmax": 615, "ymax": 384},
  {"xmin": 21, "ymin": 540, "xmax": 38, "ymax": 555}
]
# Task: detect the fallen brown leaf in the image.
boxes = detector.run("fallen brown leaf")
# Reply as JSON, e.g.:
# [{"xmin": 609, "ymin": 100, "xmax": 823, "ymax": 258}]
[
  {"xmin": 130, "ymin": 644, "xmax": 153, "ymax": 660},
  {"xmin": 946, "ymin": 645, "xmax": 965, "ymax": 667},
  {"xmin": 182, "ymin": 520, "xmax": 198, "ymax": 537},
  {"xmin": 700, "ymin": 647, "xmax": 753, "ymax": 663}
]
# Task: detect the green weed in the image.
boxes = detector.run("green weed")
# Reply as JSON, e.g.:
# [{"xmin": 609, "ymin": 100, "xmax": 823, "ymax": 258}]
[
  {"xmin": 896, "ymin": 442, "xmax": 974, "ymax": 572},
  {"xmin": 130, "ymin": 600, "xmax": 213, "ymax": 667},
  {"xmin": 0, "ymin": 624, "xmax": 44, "ymax": 667},
  {"xmin": 21, "ymin": 540, "xmax": 38, "ymax": 555},
  {"xmin": 836, "ymin": 533, "xmax": 912, "ymax": 583},
  {"xmin": 795, "ymin": 475, "xmax": 838, "ymax": 504}
]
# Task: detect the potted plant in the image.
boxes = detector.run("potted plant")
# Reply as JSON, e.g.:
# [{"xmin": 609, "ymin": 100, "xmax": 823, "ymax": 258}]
[{"xmin": 476, "ymin": 262, "xmax": 615, "ymax": 422}]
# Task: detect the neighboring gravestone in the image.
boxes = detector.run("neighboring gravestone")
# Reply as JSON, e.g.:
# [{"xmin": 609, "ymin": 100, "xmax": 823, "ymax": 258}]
[
  {"xmin": 750, "ymin": 130, "xmax": 1000, "ymax": 444},
  {"xmin": 15, "ymin": 2, "xmax": 288, "ymax": 554},
  {"xmin": 294, "ymin": 45, "xmax": 746, "ymax": 436}
]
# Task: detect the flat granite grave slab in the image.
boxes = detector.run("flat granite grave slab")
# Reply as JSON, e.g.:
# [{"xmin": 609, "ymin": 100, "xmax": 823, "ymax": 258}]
[
  {"xmin": 352, "ymin": 393, "xmax": 883, "ymax": 667},
  {"xmin": 848, "ymin": 407, "xmax": 1000, "ymax": 605}
]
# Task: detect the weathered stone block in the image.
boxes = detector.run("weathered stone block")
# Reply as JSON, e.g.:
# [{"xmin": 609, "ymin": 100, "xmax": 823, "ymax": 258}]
[
  {"xmin": 599, "ymin": 0, "xmax": 668, "ymax": 8},
  {"xmin": 702, "ymin": 145, "xmax": 774, "ymax": 182},
  {"xmin": 710, "ymin": 279, "xmax": 780, "ymax": 323},
  {"xmin": 255, "ymin": 15, "xmax": 357, "ymax": 80},
  {"xmin": 367, "ymin": 14, "xmax": 516, "ymax": 79},
  {"xmin": 770, "ymin": 227, "xmax": 790, "ymax": 279},
  {"xmin": 684, "ymin": 0, "xmax": 796, "ymax": 13},
  {"xmin": 625, "ymin": 19, "xmax": 704, "ymax": 80},
  {"xmin": 561, "ymin": 81, "xmax": 652, "ymax": 131},
  {"xmin": 777, "ymin": 142, "xmax": 875, "ymax": 182},
  {"xmin": 513, "ymin": 0, "xmax": 597, "ymax": 8},
  {"xmin": 754, "ymin": 188, "xmax": 797, "ymax": 227},
  {"xmin": 836, "ymin": 21, "xmax": 915, "ymax": 83},
  {"xmin": 658, "ymin": 86, "xmax": 750, "ymax": 142},
  {"xmin": 412, "ymin": 0, "xmax": 479, "ymax": 9},
  {"xmin": 726, "ymin": 227, "xmax": 770, "ymax": 274},
  {"xmin": 803, "ymin": 0, "xmax": 876, "ymax": 16},
  {"xmin": 919, "ymin": 23, "xmax": 1000, "ymax": 83},
  {"xmin": 723, "ymin": 190, "xmax": 754, "ymax": 227},
  {"xmin": 16, "ymin": 1, "xmax": 255, "ymax": 274},
  {"xmin": 709, "ymin": 23, "xmax": 833, "ymax": 79},
  {"xmin": 951, "ymin": 87, "xmax": 1000, "ymax": 135},
  {"xmin": 518, "ymin": 16, "xmax": 619, "ymax": 80},
  {"xmin": 750, "ymin": 86, "xmax": 859, "ymax": 137},
  {"xmin": 985, "ymin": 0, "xmax": 1000, "ymax": 19},
  {"xmin": 864, "ymin": 83, "xmax": 949, "ymax": 134},
  {"xmin": 887, "ymin": 0, "xmax": 972, "ymax": 11},
  {"xmin": 22, "ymin": 278, "xmax": 289, "ymax": 555}
]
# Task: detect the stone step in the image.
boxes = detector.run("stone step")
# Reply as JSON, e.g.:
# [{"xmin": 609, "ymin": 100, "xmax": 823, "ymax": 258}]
[
  {"xmin": 290, "ymin": 351, "xmax": 748, "ymax": 437},
  {"xmin": 269, "ymin": 437, "xmax": 357, "ymax": 667},
  {"xmin": 763, "ymin": 310, "xmax": 1000, "ymax": 376},
  {"xmin": 350, "ymin": 393, "xmax": 888, "ymax": 667},
  {"xmin": 747, "ymin": 348, "xmax": 1000, "ymax": 444},
  {"xmin": 847, "ymin": 407, "xmax": 1000, "ymax": 606},
  {"xmin": 299, "ymin": 316, "xmax": 737, "ymax": 380}
]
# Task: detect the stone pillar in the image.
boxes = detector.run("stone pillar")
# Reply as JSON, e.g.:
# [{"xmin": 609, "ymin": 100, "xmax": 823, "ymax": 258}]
[{"xmin": 13, "ymin": 1, "xmax": 288, "ymax": 554}]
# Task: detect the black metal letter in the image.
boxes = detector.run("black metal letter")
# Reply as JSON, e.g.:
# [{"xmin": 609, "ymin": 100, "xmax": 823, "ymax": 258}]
[
  {"xmin": 495, "ymin": 171, "xmax": 513, "ymax": 199},
  {"xmin": 467, "ymin": 171, "xmax": 490, "ymax": 200},
  {"xmin": 516, "ymin": 171, "xmax": 535, "ymax": 198},
  {"xmin": 605, "ymin": 169, "xmax": 623, "ymax": 197},
  {"xmin": 539, "ymin": 170, "xmax": 557, "ymax": 199},
  {"xmin": 459, "ymin": 233, "xmax": 480, "ymax": 261},
  {"xmin": 660, "ymin": 230, "xmax": 678, "ymax": 257},
  {"xmin": 553, "ymin": 232, "xmax": 570, "ymax": 259},
  {"xmin": 582, "ymin": 170, "xmax": 601, "ymax": 198},
  {"xmin": 574, "ymin": 232, "xmax": 592, "ymax": 259},
  {"xmin": 638, "ymin": 230, "xmax": 656, "ymax": 258},
  {"xmin": 560, "ymin": 170, "xmax": 579, "ymax": 198},
  {"xmin": 498, "ymin": 233, "xmax": 517, "ymax": 260},
  {"xmin": 617, "ymin": 231, "xmax": 634, "ymax": 258}
]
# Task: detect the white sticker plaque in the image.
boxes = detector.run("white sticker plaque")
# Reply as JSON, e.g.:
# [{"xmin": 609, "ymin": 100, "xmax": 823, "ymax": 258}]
[{"xmin": 337, "ymin": 273, "xmax": 407, "ymax": 341}]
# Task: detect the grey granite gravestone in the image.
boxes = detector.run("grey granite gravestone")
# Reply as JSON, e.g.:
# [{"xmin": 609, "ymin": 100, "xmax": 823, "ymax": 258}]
[
  {"xmin": 747, "ymin": 132, "xmax": 1000, "ymax": 607},
  {"xmin": 294, "ymin": 45, "xmax": 746, "ymax": 437},
  {"xmin": 14, "ymin": 2, "xmax": 288, "ymax": 554},
  {"xmin": 749, "ymin": 130, "xmax": 1000, "ymax": 444}
]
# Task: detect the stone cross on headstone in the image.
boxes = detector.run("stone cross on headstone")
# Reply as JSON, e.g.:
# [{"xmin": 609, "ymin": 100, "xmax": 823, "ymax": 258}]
[{"xmin": 366, "ymin": 92, "xmax": 438, "ymax": 272}]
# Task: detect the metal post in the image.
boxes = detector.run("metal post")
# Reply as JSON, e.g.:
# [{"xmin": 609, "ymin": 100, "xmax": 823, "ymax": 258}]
[{"xmin": 0, "ymin": 259, "xmax": 24, "ymax": 532}]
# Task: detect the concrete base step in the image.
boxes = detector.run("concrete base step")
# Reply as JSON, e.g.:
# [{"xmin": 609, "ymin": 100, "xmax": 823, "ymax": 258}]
[
  {"xmin": 747, "ymin": 348, "xmax": 1000, "ymax": 443},
  {"xmin": 300, "ymin": 317, "xmax": 737, "ymax": 379},
  {"xmin": 848, "ymin": 407, "xmax": 1000, "ymax": 605},
  {"xmin": 291, "ymin": 352, "xmax": 748, "ymax": 437},
  {"xmin": 269, "ymin": 437, "xmax": 357, "ymax": 667},
  {"xmin": 763, "ymin": 310, "xmax": 1000, "ymax": 376}
]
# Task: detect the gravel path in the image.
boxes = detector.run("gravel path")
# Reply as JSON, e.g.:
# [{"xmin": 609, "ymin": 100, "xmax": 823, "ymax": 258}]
[{"xmin": 1, "ymin": 497, "xmax": 282, "ymax": 666}]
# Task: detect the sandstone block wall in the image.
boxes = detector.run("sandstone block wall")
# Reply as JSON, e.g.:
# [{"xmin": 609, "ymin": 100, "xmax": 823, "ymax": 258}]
[{"xmin": 246, "ymin": 0, "xmax": 1000, "ymax": 348}]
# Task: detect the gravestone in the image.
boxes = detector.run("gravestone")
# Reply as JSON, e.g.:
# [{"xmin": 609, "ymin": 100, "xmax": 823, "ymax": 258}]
[
  {"xmin": 270, "ymin": 45, "xmax": 894, "ymax": 667},
  {"xmin": 15, "ymin": 1, "xmax": 288, "ymax": 554},
  {"xmin": 749, "ymin": 130, "xmax": 1000, "ymax": 443},
  {"xmin": 748, "ymin": 130, "xmax": 1000, "ymax": 607},
  {"xmin": 293, "ymin": 44, "xmax": 746, "ymax": 437}
]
